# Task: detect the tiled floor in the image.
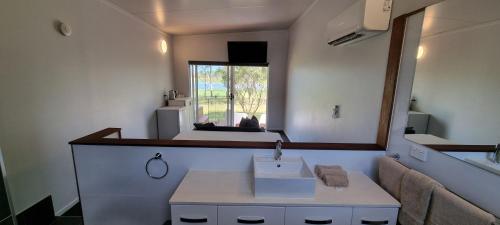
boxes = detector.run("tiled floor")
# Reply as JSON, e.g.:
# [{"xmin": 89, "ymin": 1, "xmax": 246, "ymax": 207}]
[
  {"xmin": 49, "ymin": 203, "xmax": 173, "ymax": 225},
  {"xmin": 51, "ymin": 217, "xmax": 83, "ymax": 225},
  {"xmin": 61, "ymin": 204, "xmax": 82, "ymax": 217},
  {"xmin": 52, "ymin": 203, "xmax": 83, "ymax": 225}
]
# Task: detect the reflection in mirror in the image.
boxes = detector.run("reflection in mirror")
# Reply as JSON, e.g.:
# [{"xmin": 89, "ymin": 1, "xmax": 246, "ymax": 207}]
[
  {"xmin": 159, "ymin": 63, "xmax": 283, "ymax": 142},
  {"xmin": 404, "ymin": 0, "xmax": 500, "ymax": 175}
]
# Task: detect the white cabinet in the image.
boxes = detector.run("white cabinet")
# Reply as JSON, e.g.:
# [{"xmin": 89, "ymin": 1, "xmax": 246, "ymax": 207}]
[
  {"xmin": 351, "ymin": 208, "xmax": 398, "ymax": 225},
  {"xmin": 285, "ymin": 207, "xmax": 352, "ymax": 225},
  {"xmin": 171, "ymin": 205, "xmax": 398, "ymax": 225},
  {"xmin": 157, "ymin": 106, "xmax": 192, "ymax": 139},
  {"xmin": 168, "ymin": 97, "xmax": 195, "ymax": 130},
  {"xmin": 407, "ymin": 111, "xmax": 430, "ymax": 134},
  {"xmin": 172, "ymin": 205, "xmax": 218, "ymax": 225},
  {"xmin": 219, "ymin": 206, "xmax": 285, "ymax": 225}
]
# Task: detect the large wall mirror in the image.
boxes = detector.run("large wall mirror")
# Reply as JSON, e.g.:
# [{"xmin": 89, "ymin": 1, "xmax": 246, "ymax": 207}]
[
  {"xmin": 154, "ymin": 33, "xmax": 398, "ymax": 150},
  {"xmin": 403, "ymin": 0, "xmax": 500, "ymax": 175}
]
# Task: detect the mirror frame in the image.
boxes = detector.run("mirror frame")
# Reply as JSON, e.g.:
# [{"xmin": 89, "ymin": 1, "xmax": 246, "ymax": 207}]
[{"xmin": 70, "ymin": 7, "xmax": 496, "ymax": 153}]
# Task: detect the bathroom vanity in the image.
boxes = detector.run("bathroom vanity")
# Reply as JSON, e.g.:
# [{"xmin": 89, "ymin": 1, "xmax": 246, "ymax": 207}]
[{"xmin": 170, "ymin": 170, "xmax": 400, "ymax": 225}]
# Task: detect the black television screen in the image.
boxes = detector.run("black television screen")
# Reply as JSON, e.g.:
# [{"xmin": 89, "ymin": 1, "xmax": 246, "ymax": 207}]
[{"xmin": 228, "ymin": 41, "xmax": 268, "ymax": 64}]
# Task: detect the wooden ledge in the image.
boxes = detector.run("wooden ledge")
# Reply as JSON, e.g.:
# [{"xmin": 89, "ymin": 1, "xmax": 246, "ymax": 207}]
[
  {"xmin": 425, "ymin": 145, "xmax": 496, "ymax": 153},
  {"xmin": 69, "ymin": 128, "xmax": 385, "ymax": 151},
  {"xmin": 70, "ymin": 128, "xmax": 496, "ymax": 152},
  {"xmin": 69, "ymin": 128, "xmax": 122, "ymax": 144}
]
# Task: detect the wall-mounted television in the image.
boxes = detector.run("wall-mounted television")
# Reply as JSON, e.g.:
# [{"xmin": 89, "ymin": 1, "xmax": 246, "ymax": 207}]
[{"xmin": 227, "ymin": 41, "xmax": 268, "ymax": 64}]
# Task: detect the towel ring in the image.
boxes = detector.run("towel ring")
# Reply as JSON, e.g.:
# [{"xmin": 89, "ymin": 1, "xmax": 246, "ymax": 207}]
[{"xmin": 146, "ymin": 153, "xmax": 169, "ymax": 179}]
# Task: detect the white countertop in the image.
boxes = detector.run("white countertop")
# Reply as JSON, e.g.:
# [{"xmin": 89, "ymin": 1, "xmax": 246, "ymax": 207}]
[
  {"xmin": 405, "ymin": 134, "xmax": 455, "ymax": 145},
  {"xmin": 170, "ymin": 170, "xmax": 400, "ymax": 208},
  {"xmin": 157, "ymin": 106, "xmax": 186, "ymax": 110}
]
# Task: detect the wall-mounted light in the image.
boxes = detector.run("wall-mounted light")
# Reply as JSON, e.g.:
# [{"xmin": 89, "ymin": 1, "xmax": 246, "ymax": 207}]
[
  {"xmin": 417, "ymin": 46, "xmax": 425, "ymax": 59},
  {"xmin": 160, "ymin": 40, "xmax": 168, "ymax": 54},
  {"xmin": 58, "ymin": 21, "xmax": 72, "ymax": 37}
]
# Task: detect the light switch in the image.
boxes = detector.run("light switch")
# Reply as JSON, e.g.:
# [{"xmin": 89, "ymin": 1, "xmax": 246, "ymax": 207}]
[
  {"xmin": 410, "ymin": 145, "xmax": 428, "ymax": 162},
  {"xmin": 383, "ymin": 0, "xmax": 393, "ymax": 12},
  {"xmin": 332, "ymin": 105, "xmax": 340, "ymax": 119}
]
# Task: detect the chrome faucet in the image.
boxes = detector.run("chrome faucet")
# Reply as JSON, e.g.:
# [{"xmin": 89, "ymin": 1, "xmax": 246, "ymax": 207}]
[
  {"xmin": 274, "ymin": 140, "xmax": 283, "ymax": 161},
  {"xmin": 494, "ymin": 144, "xmax": 500, "ymax": 164}
]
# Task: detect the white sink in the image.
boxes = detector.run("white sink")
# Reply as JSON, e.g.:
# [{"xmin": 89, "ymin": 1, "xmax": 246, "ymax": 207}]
[
  {"xmin": 465, "ymin": 158, "xmax": 500, "ymax": 176},
  {"xmin": 253, "ymin": 155, "xmax": 316, "ymax": 198}
]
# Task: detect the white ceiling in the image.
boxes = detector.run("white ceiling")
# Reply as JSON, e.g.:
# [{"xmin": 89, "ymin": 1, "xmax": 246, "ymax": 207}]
[
  {"xmin": 422, "ymin": 0, "xmax": 500, "ymax": 37},
  {"xmin": 108, "ymin": 0, "xmax": 316, "ymax": 35}
]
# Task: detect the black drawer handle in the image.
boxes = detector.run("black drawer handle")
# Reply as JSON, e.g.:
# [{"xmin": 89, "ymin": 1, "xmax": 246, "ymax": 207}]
[
  {"xmin": 305, "ymin": 218, "xmax": 333, "ymax": 224},
  {"xmin": 180, "ymin": 217, "xmax": 208, "ymax": 223},
  {"xmin": 237, "ymin": 217, "xmax": 265, "ymax": 224},
  {"xmin": 361, "ymin": 219, "xmax": 389, "ymax": 225}
]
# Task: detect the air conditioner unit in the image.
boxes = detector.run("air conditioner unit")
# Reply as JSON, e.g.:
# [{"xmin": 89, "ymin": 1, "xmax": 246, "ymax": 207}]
[{"xmin": 327, "ymin": 0, "xmax": 393, "ymax": 46}]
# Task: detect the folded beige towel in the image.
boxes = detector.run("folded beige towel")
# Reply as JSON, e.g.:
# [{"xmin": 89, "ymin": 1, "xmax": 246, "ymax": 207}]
[
  {"xmin": 315, "ymin": 165, "xmax": 345, "ymax": 178},
  {"xmin": 398, "ymin": 170, "xmax": 443, "ymax": 225},
  {"xmin": 322, "ymin": 174, "xmax": 349, "ymax": 187},
  {"xmin": 317, "ymin": 168, "xmax": 346, "ymax": 179},
  {"xmin": 315, "ymin": 165, "xmax": 349, "ymax": 187},
  {"xmin": 378, "ymin": 156, "xmax": 409, "ymax": 200},
  {"xmin": 425, "ymin": 187, "xmax": 495, "ymax": 225},
  {"xmin": 315, "ymin": 165, "xmax": 342, "ymax": 175}
]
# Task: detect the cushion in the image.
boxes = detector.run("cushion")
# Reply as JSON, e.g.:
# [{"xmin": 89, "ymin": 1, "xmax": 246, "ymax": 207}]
[
  {"xmin": 247, "ymin": 116, "xmax": 260, "ymax": 128},
  {"xmin": 239, "ymin": 117, "xmax": 249, "ymax": 128},
  {"xmin": 194, "ymin": 126, "xmax": 264, "ymax": 132}
]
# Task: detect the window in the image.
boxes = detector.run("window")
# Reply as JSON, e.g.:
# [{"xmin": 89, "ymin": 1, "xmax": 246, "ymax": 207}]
[{"xmin": 190, "ymin": 62, "xmax": 269, "ymax": 128}]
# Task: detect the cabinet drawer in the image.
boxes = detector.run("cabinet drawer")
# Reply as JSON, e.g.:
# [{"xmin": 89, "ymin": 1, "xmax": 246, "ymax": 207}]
[
  {"xmin": 285, "ymin": 207, "xmax": 352, "ymax": 225},
  {"xmin": 218, "ymin": 206, "xmax": 285, "ymax": 225},
  {"xmin": 351, "ymin": 208, "xmax": 398, "ymax": 225},
  {"xmin": 171, "ymin": 205, "xmax": 217, "ymax": 225}
]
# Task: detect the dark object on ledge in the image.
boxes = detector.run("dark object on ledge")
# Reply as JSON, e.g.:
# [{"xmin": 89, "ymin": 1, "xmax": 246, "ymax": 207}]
[
  {"xmin": 239, "ymin": 116, "xmax": 260, "ymax": 128},
  {"xmin": 239, "ymin": 117, "xmax": 248, "ymax": 128},
  {"xmin": 194, "ymin": 125, "xmax": 264, "ymax": 132},
  {"xmin": 247, "ymin": 116, "xmax": 260, "ymax": 128},
  {"xmin": 405, "ymin": 127, "xmax": 416, "ymax": 134},
  {"xmin": 193, "ymin": 122, "xmax": 215, "ymax": 129}
]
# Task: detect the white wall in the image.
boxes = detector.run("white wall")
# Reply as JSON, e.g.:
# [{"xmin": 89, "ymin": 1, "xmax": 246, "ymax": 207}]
[
  {"xmin": 284, "ymin": 0, "xmax": 441, "ymax": 143},
  {"xmin": 172, "ymin": 30, "xmax": 289, "ymax": 129},
  {"xmin": 411, "ymin": 21, "xmax": 500, "ymax": 145},
  {"xmin": 73, "ymin": 144, "xmax": 385, "ymax": 225},
  {"xmin": 388, "ymin": 12, "xmax": 500, "ymax": 217},
  {"xmin": 0, "ymin": 0, "xmax": 174, "ymax": 214}
]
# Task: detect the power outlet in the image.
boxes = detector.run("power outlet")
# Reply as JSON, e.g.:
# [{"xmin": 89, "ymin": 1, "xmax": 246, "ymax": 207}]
[
  {"xmin": 410, "ymin": 145, "xmax": 428, "ymax": 162},
  {"xmin": 332, "ymin": 105, "xmax": 341, "ymax": 119},
  {"xmin": 383, "ymin": 0, "xmax": 393, "ymax": 12}
]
